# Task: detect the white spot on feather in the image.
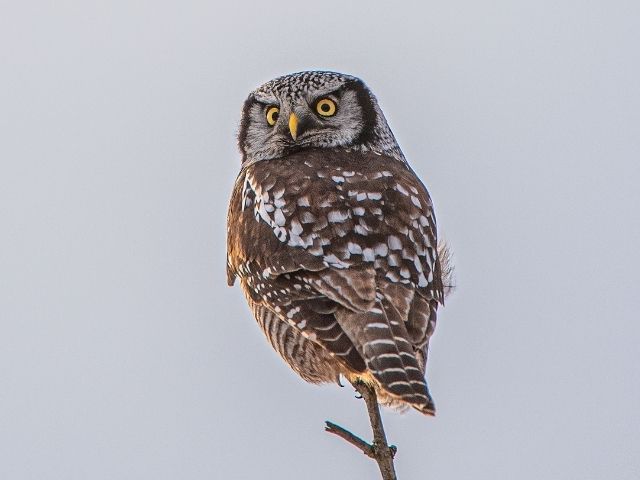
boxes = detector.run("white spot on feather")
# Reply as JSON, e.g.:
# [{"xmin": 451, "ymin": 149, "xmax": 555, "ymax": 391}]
[
  {"xmin": 297, "ymin": 196, "xmax": 311, "ymax": 207},
  {"xmin": 366, "ymin": 322, "xmax": 390, "ymax": 330},
  {"xmin": 288, "ymin": 234, "xmax": 303, "ymax": 247},
  {"xmin": 354, "ymin": 225, "xmax": 369, "ymax": 236},
  {"xmin": 347, "ymin": 242, "xmax": 363, "ymax": 255},
  {"xmin": 290, "ymin": 219, "xmax": 303, "ymax": 235},
  {"xmin": 327, "ymin": 210, "xmax": 349, "ymax": 223},
  {"xmin": 364, "ymin": 339, "xmax": 395, "ymax": 347},
  {"xmin": 414, "ymin": 256, "xmax": 423, "ymax": 273},
  {"xmin": 386, "ymin": 271, "xmax": 400, "ymax": 282},
  {"xmin": 375, "ymin": 243, "xmax": 389, "ymax": 257},
  {"xmin": 395, "ymin": 184, "xmax": 409, "ymax": 196},
  {"xmin": 388, "ymin": 235, "xmax": 402, "ymax": 250},
  {"xmin": 286, "ymin": 306, "xmax": 300, "ymax": 319},
  {"xmin": 362, "ymin": 248, "xmax": 375, "ymax": 262},
  {"xmin": 274, "ymin": 208, "xmax": 286, "ymax": 226}
]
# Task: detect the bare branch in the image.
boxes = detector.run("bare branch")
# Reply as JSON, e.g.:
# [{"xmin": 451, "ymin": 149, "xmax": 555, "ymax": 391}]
[
  {"xmin": 326, "ymin": 380, "xmax": 398, "ymax": 480},
  {"xmin": 325, "ymin": 421, "xmax": 375, "ymax": 458}
]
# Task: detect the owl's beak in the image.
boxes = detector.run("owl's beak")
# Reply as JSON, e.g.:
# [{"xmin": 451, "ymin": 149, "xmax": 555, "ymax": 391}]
[{"xmin": 288, "ymin": 113, "xmax": 298, "ymax": 141}]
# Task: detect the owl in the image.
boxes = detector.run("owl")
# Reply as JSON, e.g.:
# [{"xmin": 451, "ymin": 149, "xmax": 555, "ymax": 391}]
[{"xmin": 227, "ymin": 71, "xmax": 450, "ymax": 415}]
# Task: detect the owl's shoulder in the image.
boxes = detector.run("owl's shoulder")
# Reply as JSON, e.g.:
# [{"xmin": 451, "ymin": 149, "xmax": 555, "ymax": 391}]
[{"xmin": 242, "ymin": 149, "xmax": 428, "ymax": 198}]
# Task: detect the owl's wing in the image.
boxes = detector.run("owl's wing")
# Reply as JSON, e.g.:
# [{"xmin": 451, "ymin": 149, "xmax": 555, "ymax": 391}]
[{"xmin": 227, "ymin": 149, "xmax": 442, "ymax": 413}]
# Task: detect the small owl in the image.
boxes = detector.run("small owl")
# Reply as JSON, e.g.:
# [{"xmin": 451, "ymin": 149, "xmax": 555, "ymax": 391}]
[{"xmin": 227, "ymin": 71, "xmax": 450, "ymax": 415}]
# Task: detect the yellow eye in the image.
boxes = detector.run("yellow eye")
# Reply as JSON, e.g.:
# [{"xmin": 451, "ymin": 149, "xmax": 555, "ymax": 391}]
[
  {"xmin": 266, "ymin": 106, "xmax": 279, "ymax": 126},
  {"xmin": 316, "ymin": 98, "xmax": 337, "ymax": 117}
]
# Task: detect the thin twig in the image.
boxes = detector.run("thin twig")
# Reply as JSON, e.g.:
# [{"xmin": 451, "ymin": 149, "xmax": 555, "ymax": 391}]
[
  {"xmin": 325, "ymin": 421, "xmax": 375, "ymax": 458},
  {"xmin": 326, "ymin": 380, "xmax": 398, "ymax": 480}
]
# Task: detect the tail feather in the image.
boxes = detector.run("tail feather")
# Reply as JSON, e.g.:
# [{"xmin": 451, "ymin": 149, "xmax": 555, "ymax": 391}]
[{"xmin": 334, "ymin": 290, "xmax": 435, "ymax": 414}]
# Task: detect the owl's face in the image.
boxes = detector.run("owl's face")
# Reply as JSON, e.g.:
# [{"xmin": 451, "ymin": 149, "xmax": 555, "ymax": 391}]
[{"xmin": 238, "ymin": 71, "xmax": 404, "ymax": 164}]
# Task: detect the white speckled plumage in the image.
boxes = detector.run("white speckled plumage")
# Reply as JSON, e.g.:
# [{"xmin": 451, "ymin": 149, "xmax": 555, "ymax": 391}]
[{"xmin": 227, "ymin": 71, "xmax": 450, "ymax": 415}]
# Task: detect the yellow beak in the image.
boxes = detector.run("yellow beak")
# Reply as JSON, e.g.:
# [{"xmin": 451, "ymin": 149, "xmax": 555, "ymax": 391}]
[{"xmin": 288, "ymin": 113, "xmax": 298, "ymax": 141}]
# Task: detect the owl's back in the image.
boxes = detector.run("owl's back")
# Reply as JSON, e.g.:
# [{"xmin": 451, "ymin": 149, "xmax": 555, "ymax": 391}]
[{"xmin": 227, "ymin": 149, "xmax": 444, "ymax": 414}]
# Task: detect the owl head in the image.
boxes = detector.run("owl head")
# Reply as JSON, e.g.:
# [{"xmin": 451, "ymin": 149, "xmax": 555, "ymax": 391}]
[{"xmin": 238, "ymin": 71, "xmax": 404, "ymax": 164}]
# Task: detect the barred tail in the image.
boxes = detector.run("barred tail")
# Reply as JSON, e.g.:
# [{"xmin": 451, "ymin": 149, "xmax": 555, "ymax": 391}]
[{"xmin": 334, "ymin": 294, "xmax": 435, "ymax": 415}]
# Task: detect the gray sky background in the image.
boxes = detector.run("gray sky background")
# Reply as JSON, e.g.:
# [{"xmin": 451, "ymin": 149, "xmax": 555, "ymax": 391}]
[{"xmin": 1, "ymin": 1, "xmax": 639, "ymax": 479}]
